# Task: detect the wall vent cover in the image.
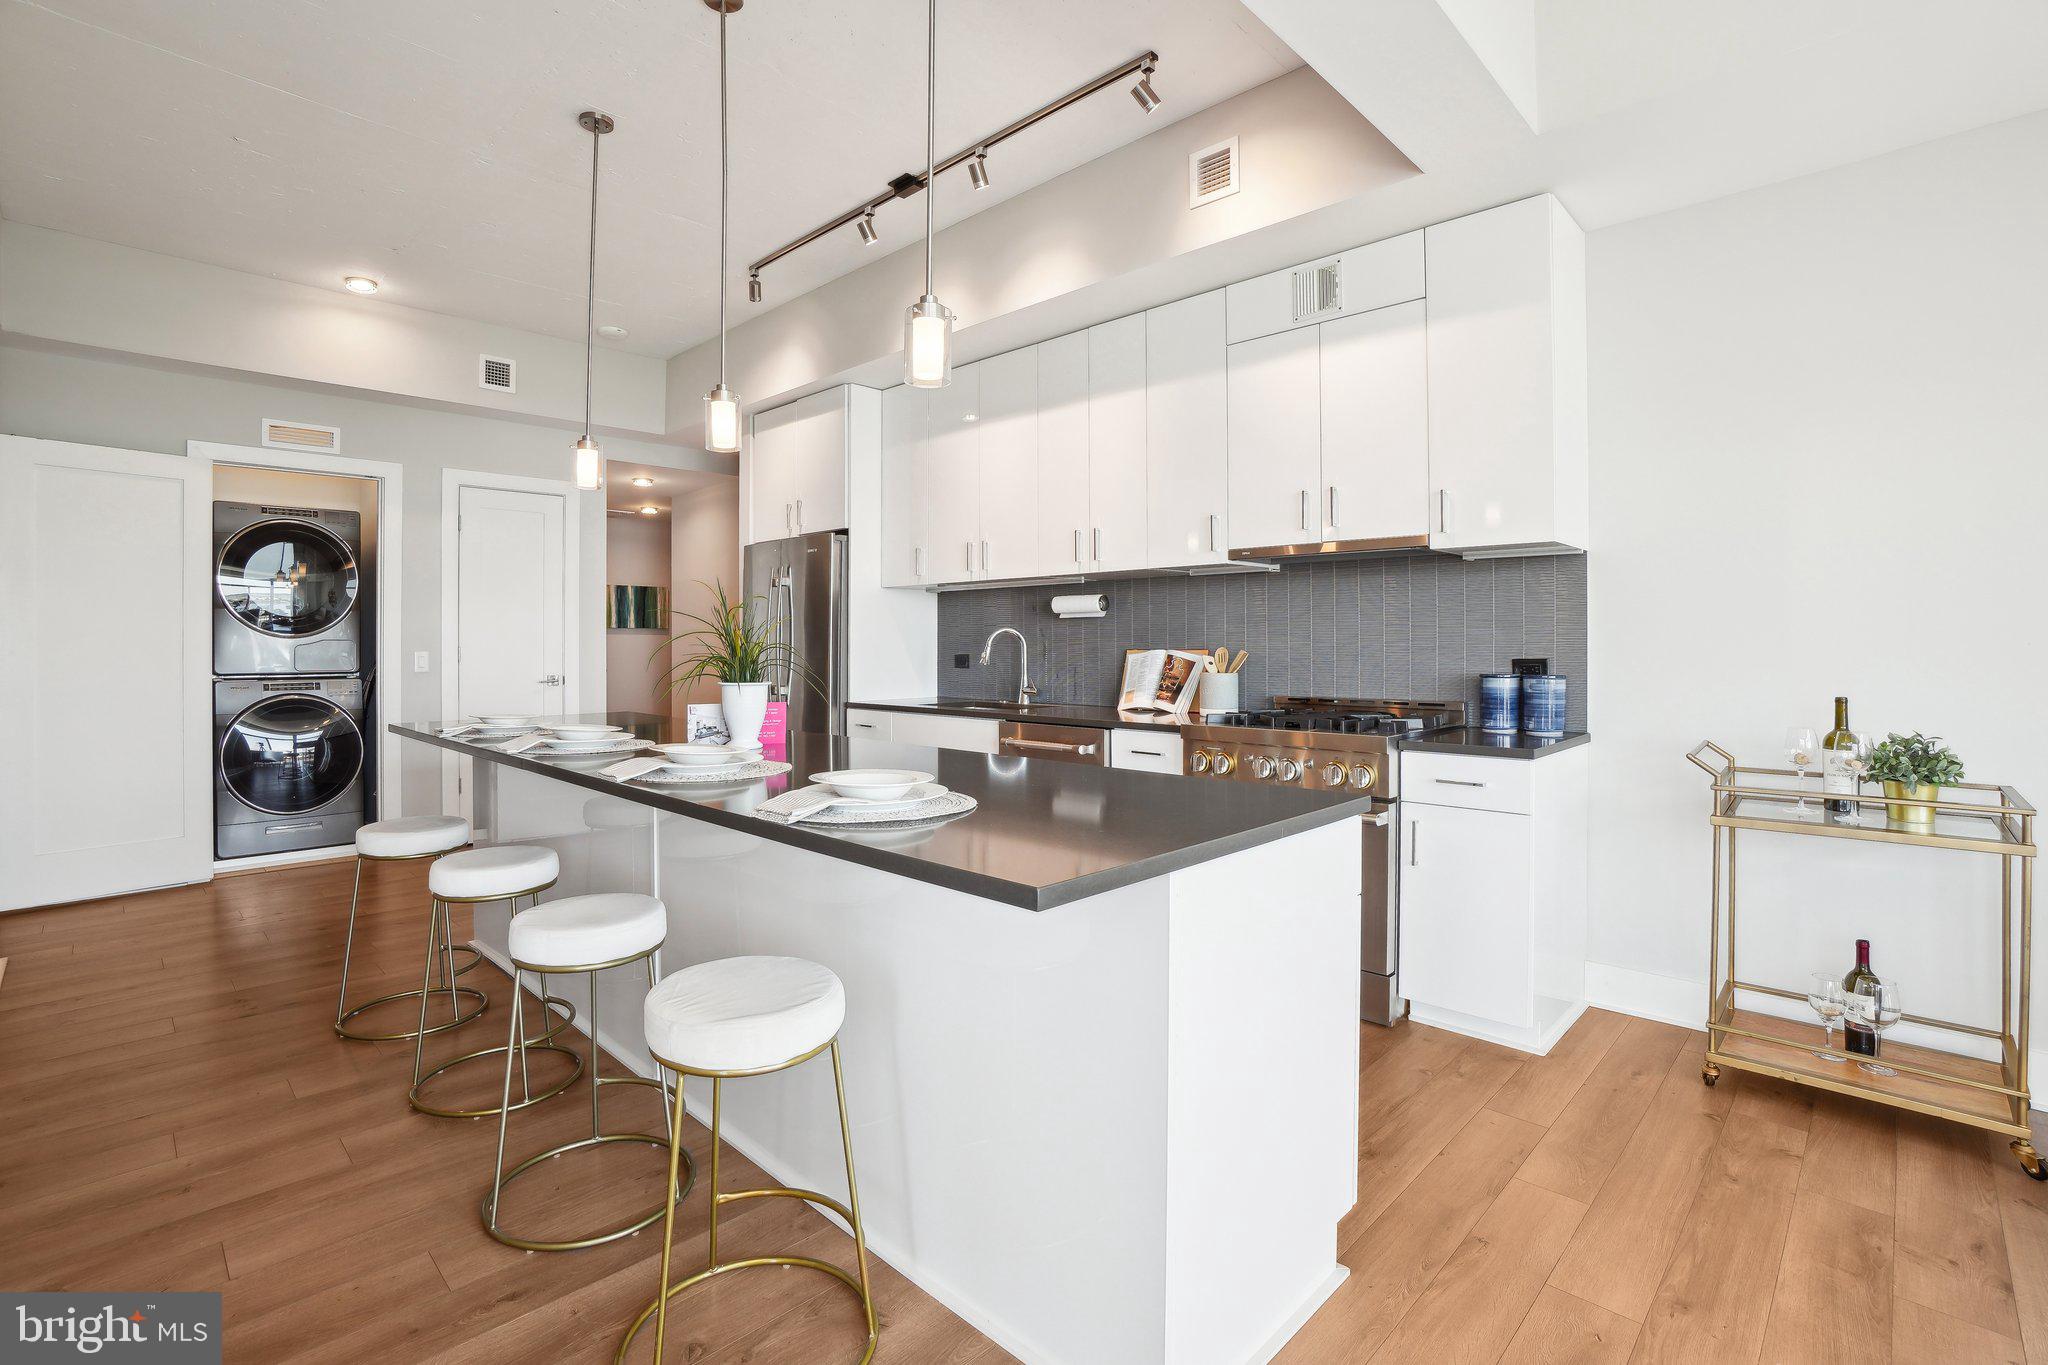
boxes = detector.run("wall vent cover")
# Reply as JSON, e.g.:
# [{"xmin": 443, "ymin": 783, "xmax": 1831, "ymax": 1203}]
[
  {"xmin": 1188, "ymin": 137, "xmax": 1240, "ymax": 208},
  {"xmin": 478, "ymin": 354, "xmax": 517, "ymax": 393},
  {"xmin": 1291, "ymin": 260, "xmax": 1342, "ymax": 323},
  {"xmin": 260, "ymin": 419, "xmax": 341, "ymax": 453}
]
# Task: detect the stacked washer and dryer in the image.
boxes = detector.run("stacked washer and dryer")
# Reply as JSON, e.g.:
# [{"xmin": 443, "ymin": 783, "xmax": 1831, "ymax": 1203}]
[{"xmin": 212, "ymin": 502, "xmax": 371, "ymax": 859}]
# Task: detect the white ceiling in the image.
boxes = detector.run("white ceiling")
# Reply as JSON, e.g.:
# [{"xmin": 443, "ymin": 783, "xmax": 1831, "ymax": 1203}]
[
  {"xmin": 0, "ymin": 0, "xmax": 1299, "ymax": 358},
  {"xmin": 603, "ymin": 460, "xmax": 726, "ymax": 516}
]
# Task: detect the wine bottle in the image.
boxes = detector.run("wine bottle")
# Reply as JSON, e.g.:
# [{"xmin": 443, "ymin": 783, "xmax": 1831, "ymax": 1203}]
[
  {"xmin": 1842, "ymin": 939, "xmax": 1880, "ymax": 1057},
  {"xmin": 1821, "ymin": 696, "xmax": 1856, "ymax": 816}
]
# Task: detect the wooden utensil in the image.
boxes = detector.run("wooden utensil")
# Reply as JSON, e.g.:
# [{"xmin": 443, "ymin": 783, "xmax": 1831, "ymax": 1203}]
[
  {"xmin": 1213, "ymin": 647, "xmax": 1230, "ymax": 673},
  {"xmin": 1228, "ymin": 650, "xmax": 1247, "ymax": 674}
]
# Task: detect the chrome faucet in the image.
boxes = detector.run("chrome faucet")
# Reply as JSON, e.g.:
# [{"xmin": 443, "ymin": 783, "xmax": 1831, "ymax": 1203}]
[{"xmin": 979, "ymin": 627, "xmax": 1037, "ymax": 705}]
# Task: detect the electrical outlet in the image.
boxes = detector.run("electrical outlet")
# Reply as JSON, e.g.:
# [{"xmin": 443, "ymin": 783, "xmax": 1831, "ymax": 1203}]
[
  {"xmin": 413, "ymin": 651, "xmax": 431, "ymax": 673},
  {"xmin": 1510, "ymin": 657, "xmax": 1548, "ymax": 677},
  {"xmin": 954, "ymin": 653, "xmax": 971, "ymax": 669}
]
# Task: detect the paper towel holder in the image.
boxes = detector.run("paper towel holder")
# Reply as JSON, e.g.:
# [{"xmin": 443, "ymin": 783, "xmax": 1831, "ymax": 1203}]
[{"xmin": 1051, "ymin": 593, "xmax": 1107, "ymax": 620}]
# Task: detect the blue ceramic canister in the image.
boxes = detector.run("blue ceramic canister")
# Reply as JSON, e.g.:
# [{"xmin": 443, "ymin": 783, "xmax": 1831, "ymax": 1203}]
[
  {"xmin": 1480, "ymin": 674, "xmax": 1520, "ymax": 733},
  {"xmin": 1521, "ymin": 674, "xmax": 1567, "ymax": 737}
]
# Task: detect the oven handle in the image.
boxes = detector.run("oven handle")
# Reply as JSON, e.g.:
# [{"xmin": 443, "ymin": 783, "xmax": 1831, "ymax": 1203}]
[{"xmin": 1003, "ymin": 737, "xmax": 1099, "ymax": 756}]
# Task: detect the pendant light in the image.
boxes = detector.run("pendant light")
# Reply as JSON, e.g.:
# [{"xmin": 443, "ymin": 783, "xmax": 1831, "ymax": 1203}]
[
  {"xmin": 903, "ymin": 0, "xmax": 954, "ymax": 388},
  {"xmin": 574, "ymin": 109, "xmax": 614, "ymax": 492},
  {"xmin": 702, "ymin": 0, "xmax": 743, "ymax": 454}
]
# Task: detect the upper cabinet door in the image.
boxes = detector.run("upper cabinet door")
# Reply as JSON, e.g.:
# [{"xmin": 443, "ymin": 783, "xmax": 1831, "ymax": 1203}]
[
  {"xmin": 1086, "ymin": 314, "xmax": 1148, "ymax": 574},
  {"xmin": 1336, "ymin": 231, "xmax": 1425, "ymax": 316},
  {"xmin": 745, "ymin": 407, "xmax": 795, "ymax": 545},
  {"xmin": 975, "ymin": 346, "xmax": 1038, "ymax": 582},
  {"xmin": 1145, "ymin": 290, "xmax": 1229, "ymax": 567},
  {"xmin": 1425, "ymin": 195, "xmax": 1588, "ymax": 554},
  {"xmin": 1318, "ymin": 300, "xmax": 1429, "ymax": 545},
  {"xmin": 1226, "ymin": 327, "xmax": 1322, "ymax": 552},
  {"xmin": 749, "ymin": 387, "xmax": 847, "ymax": 541},
  {"xmin": 1223, "ymin": 232, "xmax": 1423, "ymax": 346},
  {"xmin": 880, "ymin": 384, "xmax": 925, "ymax": 587},
  {"xmin": 919, "ymin": 361, "xmax": 983, "ymax": 584},
  {"xmin": 1034, "ymin": 331, "xmax": 1091, "ymax": 577}
]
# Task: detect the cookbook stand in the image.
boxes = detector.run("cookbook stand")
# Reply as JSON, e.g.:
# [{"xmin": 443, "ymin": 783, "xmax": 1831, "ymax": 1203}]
[{"xmin": 1687, "ymin": 740, "xmax": 2042, "ymax": 1178}]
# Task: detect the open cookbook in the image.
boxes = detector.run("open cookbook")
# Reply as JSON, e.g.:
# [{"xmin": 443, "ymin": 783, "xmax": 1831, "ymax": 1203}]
[{"xmin": 1117, "ymin": 649, "xmax": 1213, "ymax": 719}]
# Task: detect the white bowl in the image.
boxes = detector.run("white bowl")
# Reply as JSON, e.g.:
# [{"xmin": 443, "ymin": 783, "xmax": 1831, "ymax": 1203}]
[
  {"xmin": 548, "ymin": 723, "xmax": 626, "ymax": 738},
  {"xmin": 808, "ymin": 768, "xmax": 935, "ymax": 803},
  {"xmin": 476, "ymin": 714, "xmax": 535, "ymax": 727},
  {"xmin": 653, "ymin": 741, "xmax": 759, "ymax": 768}
]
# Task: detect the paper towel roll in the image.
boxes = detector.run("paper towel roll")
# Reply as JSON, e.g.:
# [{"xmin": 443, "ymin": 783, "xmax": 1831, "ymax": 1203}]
[{"xmin": 1051, "ymin": 593, "xmax": 1107, "ymax": 619}]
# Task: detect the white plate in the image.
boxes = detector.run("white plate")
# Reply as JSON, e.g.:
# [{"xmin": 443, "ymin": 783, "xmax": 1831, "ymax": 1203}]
[
  {"xmin": 653, "ymin": 741, "xmax": 763, "ymax": 767},
  {"xmin": 475, "ymin": 714, "xmax": 536, "ymax": 727},
  {"xmin": 807, "ymin": 768, "xmax": 936, "ymax": 803},
  {"xmin": 807, "ymin": 782, "xmax": 945, "ymax": 815},
  {"xmin": 540, "ymin": 736, "xmax": 643, "ymax": 753},
  {"xmin": 548, "ymin": 723, "xmax": 626, "ymax": 738}
]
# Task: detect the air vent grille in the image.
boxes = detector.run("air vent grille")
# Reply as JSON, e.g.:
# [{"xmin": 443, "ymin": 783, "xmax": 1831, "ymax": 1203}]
[
  {"xmin": 1292, "ymin": 261, "xmax": 1342, "ymax": 323},
  {"xmin": 1188, "ymin": 137, "xmax": 1240, "ymax": 208},
  {"xmin": 260, "ymin": 419, "xmax": 341, "ymax": 453},
  {"xmin": 479, "ymin": 354, "xmax": 517, "ymax": 392}
]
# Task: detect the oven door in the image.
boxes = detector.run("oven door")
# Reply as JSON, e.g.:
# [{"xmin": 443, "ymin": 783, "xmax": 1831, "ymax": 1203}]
[{"xmin": 1361, "ymin": 801, "xmax": 1403, "ymax": 1024}]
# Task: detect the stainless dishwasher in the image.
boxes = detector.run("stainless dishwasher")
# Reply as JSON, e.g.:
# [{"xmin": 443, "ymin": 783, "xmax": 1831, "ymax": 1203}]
[{"xmin": 997, "ymin": 721, "xmax": 1109, "ymax": 765}]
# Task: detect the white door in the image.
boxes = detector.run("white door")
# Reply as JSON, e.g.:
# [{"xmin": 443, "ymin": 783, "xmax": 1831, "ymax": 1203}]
[
  {"xmin": 975, "ymin": 346, "xmax": 1038, "ymax": 581},
  {"xmin": 1034, "ymin": 331, "xmax": 1091, "ymax": 576},
  {"xmin": 1399, "ymin": 802, "xmax": 1535, "ymax": 1026},
  {"xmin": 1226, "ymin": 327, "xmax": 1323, "ymax": 551},
  {"xmin": 918, "ymin": 361, "xmax": 982, "ymax": 584},
  {"xmin": 1145, "ymin": 290, "xmax": 1229, "ymax": 567},
  {"xmin": 0, "ymin": 437, "xmax": 212, "ymax": 910},
  {"xmin": 1086, "ymin": 314, "xmax": 1148, "ymax": 573},
  {"xmin": 456, "ymin": 484, "xmax": 568, "ymax": 723},
  {"xmin": 1319, "ymin": 300, "xmax": 1430, "ymax": 544}
]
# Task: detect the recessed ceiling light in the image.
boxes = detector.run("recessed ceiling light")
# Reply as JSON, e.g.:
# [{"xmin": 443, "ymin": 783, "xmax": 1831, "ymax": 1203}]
[
  {"xmin": 631, "ymin": 476, "xmax": 655, "ymax": 488},
  {"xmin": 639, "ymin": 505, "xmax": 660, "ymax": 515},
  {"xmin": 343, "ymin": 275, "xmax": 380, "ymax": 295},
  {"xmin": 597, "ymin": 324, "xmax": 628, "ymax": 338},
  {"xmin": 962, "ymin": 412, "xmax": 978, "ymax": 423}
]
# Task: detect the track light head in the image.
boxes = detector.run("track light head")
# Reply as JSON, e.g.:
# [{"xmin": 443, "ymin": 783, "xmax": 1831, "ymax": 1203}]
[
  {"xmin": 968, "ymin": 149, "xmax": 991, "ymax": 191},
  {"xmin": 1131, "ymin": 65, "xmax": 1161, "ymax": 114},
  {"xmin": 856, "ymin": 211, "xmax": 880, "ymax": 246},
  {"xmin": 748, "ymin": 274, "xmax": 763, "ymax": 303}
]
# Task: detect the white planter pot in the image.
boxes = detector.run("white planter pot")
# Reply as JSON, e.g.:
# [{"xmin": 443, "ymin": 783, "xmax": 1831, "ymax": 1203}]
[{"xmin": 719, "ymin": 681, "xmax": 771, "ymax": 747}]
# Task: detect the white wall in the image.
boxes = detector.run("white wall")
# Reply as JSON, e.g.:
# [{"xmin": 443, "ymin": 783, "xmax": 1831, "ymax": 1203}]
[
  {"xmin": 668, "ymin": 478, "xmax": 743, "ymax": 713},
  {"xmin": 1586, "ymin": 111, "xmax": 2048, "ymax": 1070},
  {"xmin": 604, "ymin": 512, "xmax": 673, "ymax": 716}
]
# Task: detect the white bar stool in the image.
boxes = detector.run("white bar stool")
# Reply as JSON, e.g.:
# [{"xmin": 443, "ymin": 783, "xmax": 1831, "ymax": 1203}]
[
  {"xmin": 409, "ymin": 844, "xmax": 583, "ymax": 1119},
  {"xmin": 335, "ymin": 816, "xmax": 486, "ymax": 1041},
  {"xmin": 617, "ymin": 956, "xmax": 876, "ymax": 1365},
  {"xmin": 482, "ymin": 892, "xmax": 694, "ymax": 1251}
]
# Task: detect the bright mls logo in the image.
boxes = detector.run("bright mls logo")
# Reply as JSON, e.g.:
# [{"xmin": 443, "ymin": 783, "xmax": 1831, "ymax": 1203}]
[{"xmin": 3, "ymin": 1294, "xmax": 221, "ymax": 1363}]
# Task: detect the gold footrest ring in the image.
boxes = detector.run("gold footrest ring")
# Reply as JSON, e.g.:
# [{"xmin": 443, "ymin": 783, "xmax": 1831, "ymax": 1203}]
[
  {"xmin": 411, "ymin": 998, "xmax": 583, "ymax": 1119},
  {"xmin": 336, "ymin": 982, "xmax": 487, "ymax": 1042},
  {"xmin": 615, "ymin": 1256, "xmax": 877, "ymax": 1365},
  {"xmin": 480, "ymin": 1131, "xmax": 696, "ymax": 1252}
]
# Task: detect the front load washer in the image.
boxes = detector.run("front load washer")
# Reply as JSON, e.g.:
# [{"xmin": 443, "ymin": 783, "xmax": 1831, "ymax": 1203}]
[
  {"xmin": 214, "ymin": 675, "xmax": 366, "ymax": 858},
  {"xmin": 213, "ymin": 501, "xmax": 362, "ymax": 675}
]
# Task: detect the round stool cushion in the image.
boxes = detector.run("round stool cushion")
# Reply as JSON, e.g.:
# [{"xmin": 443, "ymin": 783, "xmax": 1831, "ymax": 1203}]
[
  {"xmin": 428, "ymin": 844, "xmax": 560, "ymax": 901},
  {"xmin": 356, "ymin": 815, "xmax": 470, "ymax": 859},
  {"xmin": 644, "ymin": 957, "xmax": 846, "ymax": 1073},
  {"xmin": 509, "ymin": 892, "xmax": 666, "ymax": 969}
]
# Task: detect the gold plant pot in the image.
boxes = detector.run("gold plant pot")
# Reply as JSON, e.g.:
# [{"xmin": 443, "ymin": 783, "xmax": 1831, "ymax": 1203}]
[{"xmin": 1882, "ymin": 779, "xmax": 1939, "ymax": 829}]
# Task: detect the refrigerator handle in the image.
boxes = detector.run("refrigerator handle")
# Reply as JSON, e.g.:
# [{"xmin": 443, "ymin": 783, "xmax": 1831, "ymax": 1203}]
[{"xmin": 773, "ymin": 569, "xmax": 795, "ymax": 701}]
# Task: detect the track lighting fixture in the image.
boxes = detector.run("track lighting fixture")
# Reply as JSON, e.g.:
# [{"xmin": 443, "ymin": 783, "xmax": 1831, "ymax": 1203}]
[
  {"xmin": 856, "ymin": 211, "xmax": 880, "ymax": 246},
  {"xmin": 968, "ymin": 148, "xmax": 990, "ymax": 191},
  {"xmin": 701, "ymin": 0, "xmax": 743, "ymax": 455},
  {"xmin": 573, "ymin": 110, "xmax": 614, "ymax": 492},
  {"xmin": 748, "ymin": 273, "xmax": 763, "ymax": 303},
  {"xmin": 1131, "ymin": 63, "xmax": 1161, "ymax": 114},
  {"xmin": 904, "ymin": 0, "xmax": 954, "ymax": 387}
]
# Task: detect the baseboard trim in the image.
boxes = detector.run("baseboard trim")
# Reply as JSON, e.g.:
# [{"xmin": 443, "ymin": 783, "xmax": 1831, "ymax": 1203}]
[{"xmin": 212, "ymin": 845, "xmax": 355, "ymax": 875}]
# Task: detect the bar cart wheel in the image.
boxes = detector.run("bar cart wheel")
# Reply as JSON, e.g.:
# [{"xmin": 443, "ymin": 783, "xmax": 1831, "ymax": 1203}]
[
  {"xmin": 1701, "ymin": 1061, "xmax": 1720, "ymax": 1087},
  {"xmin": 2016, "ymin": 1139, "xmax": 2048, "ymax": 1181}
]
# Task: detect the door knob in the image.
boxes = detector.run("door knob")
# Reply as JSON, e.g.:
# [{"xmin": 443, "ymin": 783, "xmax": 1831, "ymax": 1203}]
[{"xmin": 537, "ymin": 675, "xmax": 565, "ymax": 686}]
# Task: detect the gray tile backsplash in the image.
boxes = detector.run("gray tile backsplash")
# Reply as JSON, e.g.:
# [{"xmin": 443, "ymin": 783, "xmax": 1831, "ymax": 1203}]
[{"xmin": 935, "ymin": 552, "xmax": 1588, "ymax": 729}]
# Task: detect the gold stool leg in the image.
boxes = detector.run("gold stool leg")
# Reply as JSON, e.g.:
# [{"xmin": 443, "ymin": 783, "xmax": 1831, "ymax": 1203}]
[
  {"xmin": 830, "ymin": 1040, "xmax": 878, "ymax": 1350},
  {"xmin": 338, "ymin": 860, "xmax": 484, "ymax": 1043},
  {"xmin": 334, "ymin": 856, "xmax": 365, "ymax": 1031}
]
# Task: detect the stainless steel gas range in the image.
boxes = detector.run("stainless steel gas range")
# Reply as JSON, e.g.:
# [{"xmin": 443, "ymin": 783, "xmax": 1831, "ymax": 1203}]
[{"xmin": 1181, "ymin": 696, "xmax": 1467, "ymax": 1026}]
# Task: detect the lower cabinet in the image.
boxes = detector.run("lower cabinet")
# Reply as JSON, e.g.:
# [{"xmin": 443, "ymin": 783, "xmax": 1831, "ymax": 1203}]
[
  {"xmin": 1398, "ymin": 746, "xmax": 1588, "ymax": 1055},
  {"xmin": 1109, "ymin": 730, "xmax": 1183, "ymax": 774},
  {"xmin": 847, "ymin": 707, "xmax": 1000, "ymax": 755}
]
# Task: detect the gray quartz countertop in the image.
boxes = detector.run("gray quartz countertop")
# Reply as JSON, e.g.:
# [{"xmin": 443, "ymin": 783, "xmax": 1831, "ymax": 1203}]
[
  {"xmin": 850, "ymin": 698, "xmax": 1187, "ymax": 732},
  {"xmin": 394, "ymin": 714, "xmax": 1372, "ymax": 910},
  {"xmin": 1401, "ymin": 727, "xmax": 1592, "ymax": 759}
]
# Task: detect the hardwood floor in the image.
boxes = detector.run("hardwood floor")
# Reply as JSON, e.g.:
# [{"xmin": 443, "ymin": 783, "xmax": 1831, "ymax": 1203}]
[{"xmin": 4, "ymin": 860, "xmax": 2044, "ymax": 1363}]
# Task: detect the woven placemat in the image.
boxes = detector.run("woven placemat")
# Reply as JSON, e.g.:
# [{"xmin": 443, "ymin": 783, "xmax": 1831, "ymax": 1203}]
[
  {"xmin": 753, "ymin": 786, "xmax": 977, "ymax": 827},
  {"xmin": 632, "ymin": 759, "xmax": 792, "ymax": 785}
]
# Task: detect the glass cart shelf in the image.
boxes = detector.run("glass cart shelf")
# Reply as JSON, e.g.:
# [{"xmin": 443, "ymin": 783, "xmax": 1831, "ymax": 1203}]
[{"xmin": 1687, "ymin": 740, "xmax": 2042, "ymax": 1179}]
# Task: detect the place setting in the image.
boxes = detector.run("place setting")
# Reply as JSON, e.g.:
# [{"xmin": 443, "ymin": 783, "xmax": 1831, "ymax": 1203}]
[
  {"xmin": 438, "ymin": 712, "xmax": 545, "ymax": 740},
  {"xmin": 601, "ymin": 739, "xmax": 791, "ymax": 786},
  {"xmin": 492, "ymin": 722, "xmax": 653, "ymax": 760},
  {"xmin": 753, "ymin": 768, "xmax": 977, "ymax": 829}
]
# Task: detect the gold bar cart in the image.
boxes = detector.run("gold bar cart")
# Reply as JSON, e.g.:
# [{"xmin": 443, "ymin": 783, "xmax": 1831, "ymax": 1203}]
[{"xmin": 1688, "ymin": 740, "xmax": 2044, "ymax": 1179}]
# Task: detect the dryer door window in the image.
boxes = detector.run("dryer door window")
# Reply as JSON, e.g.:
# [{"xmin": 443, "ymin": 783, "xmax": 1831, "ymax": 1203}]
[
  {"xmin": 220, "ymin": 695, "xmax": 365, "ymax": 815},
  {"xmin": 217, "ymin": 519, "xmax": 359, "ymax": 638}
]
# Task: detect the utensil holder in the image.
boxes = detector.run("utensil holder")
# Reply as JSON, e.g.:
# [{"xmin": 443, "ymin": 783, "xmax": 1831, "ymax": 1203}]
[{"xmin": 1197, "ymin": 671, "xmax": 1240, "ymax": 715}]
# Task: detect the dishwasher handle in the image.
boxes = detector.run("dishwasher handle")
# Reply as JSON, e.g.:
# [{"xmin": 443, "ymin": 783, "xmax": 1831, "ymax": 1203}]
[{"xmin": 1004, "ymin": 736, "xmax": 1099, "ymax": 756}]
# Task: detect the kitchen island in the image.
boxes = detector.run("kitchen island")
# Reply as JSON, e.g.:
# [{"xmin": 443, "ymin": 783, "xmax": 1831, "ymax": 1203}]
[{"xmin": 394, "ymin": 717, "xmax": 1365, "ymax": 1365}]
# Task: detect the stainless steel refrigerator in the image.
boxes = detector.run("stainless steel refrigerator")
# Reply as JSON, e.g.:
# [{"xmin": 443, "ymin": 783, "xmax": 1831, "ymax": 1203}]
[{"xmin": 741, "ymin": 529, "xmax": 847, "ymax": 737}]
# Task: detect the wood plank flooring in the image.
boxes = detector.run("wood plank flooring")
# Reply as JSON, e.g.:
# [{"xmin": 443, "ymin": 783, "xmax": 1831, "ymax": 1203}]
[{"xmin": 4, "ymin": 859, "xmax": 2045, "ymax": 1363}]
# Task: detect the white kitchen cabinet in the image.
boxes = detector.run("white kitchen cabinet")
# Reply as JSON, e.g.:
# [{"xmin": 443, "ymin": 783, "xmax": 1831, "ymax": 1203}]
[
  {"xmin": 879, "ymin": 384, "xmax": 926, "ymax": 587},
  {"xmin": 1034, "ymin": 330, "xmax": 1092, "ymax": 577},
  {"xmin": 1145, "ymin": 291, "xmax": 1228, "ymax": 567},
  {"xmin": 1223, "ymin": 231, "xmax": 1424, "ymax": 345},
  {"xmin": 919, "ymin": 362, "xmax": 983, "ymax": 584},
  {"xmin": 747, "ymin": 387, "xmax": 848, "ymax": 545},
  {"xmin": 1109, "ymin": 729, "xmax": 1183, "ymax": 775},
  {"xmin": 1318, "ymin": 299, "xmax": 1429, "ymax": 545},
  {"xmin": 1086, "ymin": 314, "xmax": 1148, "ymax": 574},
  {"xmin": 1424, "ymin": 195, "xmax": 1588, "ymax": 556},
  {"xmin": 881, "ymin": 709, "xmax": 1001, "ymax": 755},
  {"xmin": 845, "ymin": 707, "xmax": 893, "ymax": 740},
  {"xmin": 975, "ymin": 346, "xmax": 1038, "ymax": 582},
  {"xmin": 1226, "ymin": 326, "xmax": 1322, "ymax": 552},
  {"xmin": 1398, "ymin": 744, "xmax": 1588, "ymax": 1055}
]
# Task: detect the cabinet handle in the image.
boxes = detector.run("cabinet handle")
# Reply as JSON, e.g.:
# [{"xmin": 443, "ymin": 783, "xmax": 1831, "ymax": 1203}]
[
  {"xmin": 1300, "ymin": 489, "xmax": 1310, "ymax": 531},
  {"xmin": 1328, "ymin": 485, "xmax": 1338, "ymax": 528},
  {"xmin": 981, "ymin": 539, "xmax": 989, "ymax": 571},
  {"xmin": 1434, "ymin": 777, "xmax": 1487, "ymax": 788},
  {"xmin": 1438, "ymin": 489, "xmax": 1452, "ymax": 535},
  {"xmin": 795, "ymin": 498, "xmax": 804, "ymax": 530},
  {"xmin": 1073, "ymin": 528, "xmax": 1082, "ymax": 564},
  {"xmin": 1410, "ymin": 820, "xmax": 1419, "ymax": 867},
  {"xmin": 785, "ymin": 503, "xmax": 793, "ymax": 534},
  {"xmin": 965, "ymin": 540, "xmax": 975, "ymax": 572},
  {"xmin": 1092, "ymin": 527, "xmax": 1102, "ymax": 561},
  {"xmin": 852, "ymin": 722, "xmax": 877, "ymax": 731},
  {"xmin": 913, "ymin": 546, "xmax": 923, "ymax": 578},
  {"xmin": 1130, "ymin": 748, "xmax": 1163, "ymax": 758},
  {"xmin": 1209, "ymin": 513, "xmax": 1219, "ymax": 551}
]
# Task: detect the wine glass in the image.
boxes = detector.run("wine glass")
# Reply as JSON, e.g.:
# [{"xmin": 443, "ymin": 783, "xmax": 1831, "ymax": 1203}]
[
  {"xmin": 1846, "ymin": 980, "xmax": 1904, "ymax": 1076},
  {"xmin": 1785, "ymin": 727, "xmax": 1820, "ymax": 818},
  {"xmin": 1807, "ymin": 972, "xmax": 1848, "ymax": 1060}
]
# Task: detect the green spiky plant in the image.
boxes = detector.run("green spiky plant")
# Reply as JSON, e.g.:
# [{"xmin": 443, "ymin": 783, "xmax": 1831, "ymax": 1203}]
[{"xmin": 652, "ymin": 580, "xmax": 821, "ymax": 703}]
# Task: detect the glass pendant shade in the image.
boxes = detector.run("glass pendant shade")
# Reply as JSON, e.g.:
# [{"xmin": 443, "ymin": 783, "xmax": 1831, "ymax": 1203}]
[
  {"xmin": 574, "ymin": 436, "xmax": 604, "ymax": 491},
  {"xmin": 704, "ymin": 383, "xmax": 742, "ymax": 454},
  {"xmin": 904, "ymin": 294, "xmax": 956, "ymax": 388}
]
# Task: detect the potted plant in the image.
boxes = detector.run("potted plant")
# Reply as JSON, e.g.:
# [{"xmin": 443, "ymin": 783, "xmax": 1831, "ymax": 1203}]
[
  {"xmin": 654, "ymin": 581, "xmax": 814, "ymax": 746},
  {"xmin": 1862, "ymin": 732, "xmax": 1965, "ymax": 829}
]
